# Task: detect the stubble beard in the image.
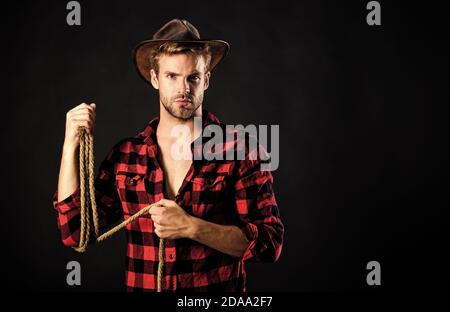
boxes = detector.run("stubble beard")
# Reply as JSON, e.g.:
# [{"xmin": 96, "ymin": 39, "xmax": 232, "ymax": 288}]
[{"xmin": 161, "ymin": 93, "xmax": 203, "ymax": 121}]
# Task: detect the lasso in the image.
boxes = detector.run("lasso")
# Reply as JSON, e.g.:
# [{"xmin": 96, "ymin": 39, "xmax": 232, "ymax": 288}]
[{"xmin": 76, "ymin": 127, "xmax": 165, "ymax": 292}]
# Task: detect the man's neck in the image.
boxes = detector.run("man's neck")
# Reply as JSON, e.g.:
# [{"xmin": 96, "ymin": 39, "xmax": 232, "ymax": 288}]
[{"xmin": 156, "ymin": 103, "xmax": 202, "ymax": 144}]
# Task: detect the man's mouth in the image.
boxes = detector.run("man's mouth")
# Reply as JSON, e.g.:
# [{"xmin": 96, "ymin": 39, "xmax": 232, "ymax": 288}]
[{"xmin": 174, "ymin": 98, "xmax": 192, "ymax": 105}]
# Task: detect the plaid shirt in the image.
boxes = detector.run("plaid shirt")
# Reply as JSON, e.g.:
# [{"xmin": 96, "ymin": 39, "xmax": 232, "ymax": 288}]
[{"xmin": 52, "ymin": 110, "xmax": 284, "ymax": 292}]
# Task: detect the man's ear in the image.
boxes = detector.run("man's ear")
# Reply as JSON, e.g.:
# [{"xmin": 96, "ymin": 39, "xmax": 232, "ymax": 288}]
[
  {"xmin": 204, "ymin": 71, "xmax": 211, "ymax": 91},
  {"xmin": 150, "ymin": 69, "xmax": 159, "ymax": 90}
]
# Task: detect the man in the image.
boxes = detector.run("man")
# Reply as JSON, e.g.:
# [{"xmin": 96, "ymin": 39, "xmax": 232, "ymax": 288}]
[{"xmin": 53, "ymin": 19, "xmax": 284, "ymax": 292}]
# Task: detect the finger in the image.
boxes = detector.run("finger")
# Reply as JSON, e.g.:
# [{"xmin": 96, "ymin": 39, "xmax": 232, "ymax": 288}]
[
  {"xmin": 73, "ymin": 120, "xmax": 94, "ymax": 132},
  {"xmin": 149, "ymin": 205, "xmax": 164, "ymax": 216},
  {"xmin": 152, "ymin": 201, "xmax": 164, "ymax": 208},
  {"xmin": 72, "ymin": 118, "xmax": 93, "ymax": 127},
  {"xmin": 68, "ymin": 111, "xmax": 96, "ymax": 123},
  {"xmin": 152, "ymin": 216, "xmax": 168, "ymax": 226},
  {"xmin": 70, "ymin": 112, "xmax": 96, "ymax": 122},
  {"xmin": 150, "ymin": 214, "xmax": 158, "ymax": 223},
  {"xmin": 69, "ymin": 107, "xmax": 96, "ymax": 118},
  {"xmin": 70, "ymin": 102, "xmax": 92, "ymax": 112},
  {"xmin": 154, "ymin": 223, "xmax": 166, "ymax": 232},
  {"xmin": 70, "ymin": 103, "xmax": 96, "ymax": 114},
  {"xmin": 70, "ymin": 115, "xmax": 96, "ymax": 127},
  {"xmin": 156, "ymin": 198, "xmax": 175, "ymax": 208},
  {"xmin": 156, "ymin": 198, "xmax": 169, "ymax": 205}
]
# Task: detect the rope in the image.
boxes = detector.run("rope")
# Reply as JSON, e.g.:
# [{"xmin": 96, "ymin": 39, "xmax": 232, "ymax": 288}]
[{"xmin": 75, "ymin": 126, "xmax": 165, "ymax": 292}]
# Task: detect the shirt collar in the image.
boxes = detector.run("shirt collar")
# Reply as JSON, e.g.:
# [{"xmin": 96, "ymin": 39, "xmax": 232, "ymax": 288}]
[{"xmin": 140, "ymin": 109, "xmax": 222, "ymax": 160}]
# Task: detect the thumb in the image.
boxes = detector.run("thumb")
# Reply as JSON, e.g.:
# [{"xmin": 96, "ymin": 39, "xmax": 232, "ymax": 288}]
[{"xmin": 154, "ymin": 199, "xmax": 164, "ymax": 206}]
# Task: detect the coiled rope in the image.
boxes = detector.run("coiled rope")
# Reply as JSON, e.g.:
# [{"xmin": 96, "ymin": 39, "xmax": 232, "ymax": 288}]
[{"xmin": 76, "ymin": 126, "xmax": 165, "ymax": 292}]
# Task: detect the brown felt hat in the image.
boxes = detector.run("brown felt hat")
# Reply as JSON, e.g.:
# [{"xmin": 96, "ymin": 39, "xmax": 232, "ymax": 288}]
[{"xmin": 133, "ymin": 18, "xmax": 230, "ymax": 85}]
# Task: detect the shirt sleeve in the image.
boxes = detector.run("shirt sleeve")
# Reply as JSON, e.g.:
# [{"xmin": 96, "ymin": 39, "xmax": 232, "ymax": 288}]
[
  {"xmin": 52, "ymin": 145, "xmax": 123, "ymax": 247},
  {"xmin": 233, "ymin": 148, "xmax": 285, "ymax": 262}
]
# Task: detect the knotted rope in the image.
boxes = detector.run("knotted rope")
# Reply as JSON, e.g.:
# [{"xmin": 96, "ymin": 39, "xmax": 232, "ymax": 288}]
[{"xmin": 76, "ymin": 127, "xmax": 165, "ymax": 292}]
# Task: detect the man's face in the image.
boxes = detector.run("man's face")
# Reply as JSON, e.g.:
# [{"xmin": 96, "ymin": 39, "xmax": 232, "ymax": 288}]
[{"xmin": 150, "ymin": 53, "xmax": 210, "ymax": 120}]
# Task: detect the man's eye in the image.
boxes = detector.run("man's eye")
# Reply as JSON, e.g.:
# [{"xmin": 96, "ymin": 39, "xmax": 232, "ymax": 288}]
[
  {"xmin": 167, "ymin": 74, "xmax": 175, "ymax": 79},
  {"xmin": 190, "ymin": 76, "xmax": 200, "ymax": 81}
]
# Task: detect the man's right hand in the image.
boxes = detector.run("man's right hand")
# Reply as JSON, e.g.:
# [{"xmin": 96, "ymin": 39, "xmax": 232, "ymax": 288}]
[
  {"xmin": 63, "ymin": 102, "xmax": 96, "ymax": 151},
  {"xmin": 57, "ymin": 102, "xmax": 96, "ymax": 201}
]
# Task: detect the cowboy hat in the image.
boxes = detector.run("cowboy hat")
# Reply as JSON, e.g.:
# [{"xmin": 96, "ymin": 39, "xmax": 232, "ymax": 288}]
[{"xmin": 133, "ymin": 18, "xmax": 230, "ymax": 85}]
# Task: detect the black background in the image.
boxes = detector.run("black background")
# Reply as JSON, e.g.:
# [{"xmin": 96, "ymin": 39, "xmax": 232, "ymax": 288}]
[{"xmin": 1, "ymin": 0, "xmax": 449, "ymax": 292}]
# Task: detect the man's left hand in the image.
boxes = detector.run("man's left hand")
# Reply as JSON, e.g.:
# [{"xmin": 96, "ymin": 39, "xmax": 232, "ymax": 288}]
[{"xmin": 148, "ymin": 198, "xmax": 195, "ymax": 239}]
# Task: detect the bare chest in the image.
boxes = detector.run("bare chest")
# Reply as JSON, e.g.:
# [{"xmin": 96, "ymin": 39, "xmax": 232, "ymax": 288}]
[{"xmin": 157, "ymin": 144, "xmax": 192, "ymax": 200}]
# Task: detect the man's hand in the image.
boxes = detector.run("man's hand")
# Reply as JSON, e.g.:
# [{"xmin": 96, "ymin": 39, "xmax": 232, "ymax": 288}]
[
  {"xmin": 57, "ymin": 102, "xmax": 96, "ymax": 202},
  {"xmin": 149, "ymin": 199, "xmax": 195, "ymax": 239},
  {"xmin": 148, "ymin": 199, "xmax": 250, "ymax": 258},
  {"xmin": 64, "ymin": 102, "xmax": 96, "ymax": 151}
]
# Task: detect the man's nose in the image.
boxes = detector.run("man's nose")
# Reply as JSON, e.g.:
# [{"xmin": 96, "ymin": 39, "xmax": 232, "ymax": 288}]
[{"xmin": 178, "ymin": 78, "xmax": 190, "ymax": 94}]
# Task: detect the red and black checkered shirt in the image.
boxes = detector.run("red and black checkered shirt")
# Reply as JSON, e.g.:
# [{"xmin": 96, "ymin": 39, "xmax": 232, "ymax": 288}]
[{"xmin": 52, "ymin": 110, "xmax": 284, "ymax": 292}]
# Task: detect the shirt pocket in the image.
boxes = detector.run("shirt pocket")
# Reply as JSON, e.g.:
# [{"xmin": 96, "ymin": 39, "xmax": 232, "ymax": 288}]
[
  {"xmin": 115, "ymin": 172, "xmax": 150, "ymax": 217},
  {"xmin": 191, "ymin": 174, "xmax": 228, "ymax": 218}
]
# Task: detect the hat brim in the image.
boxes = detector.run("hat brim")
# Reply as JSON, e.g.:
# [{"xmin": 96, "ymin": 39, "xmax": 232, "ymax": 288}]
[{"xmin": 133, "ymin": 39, "xmax": 229, "ymax": 85}]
